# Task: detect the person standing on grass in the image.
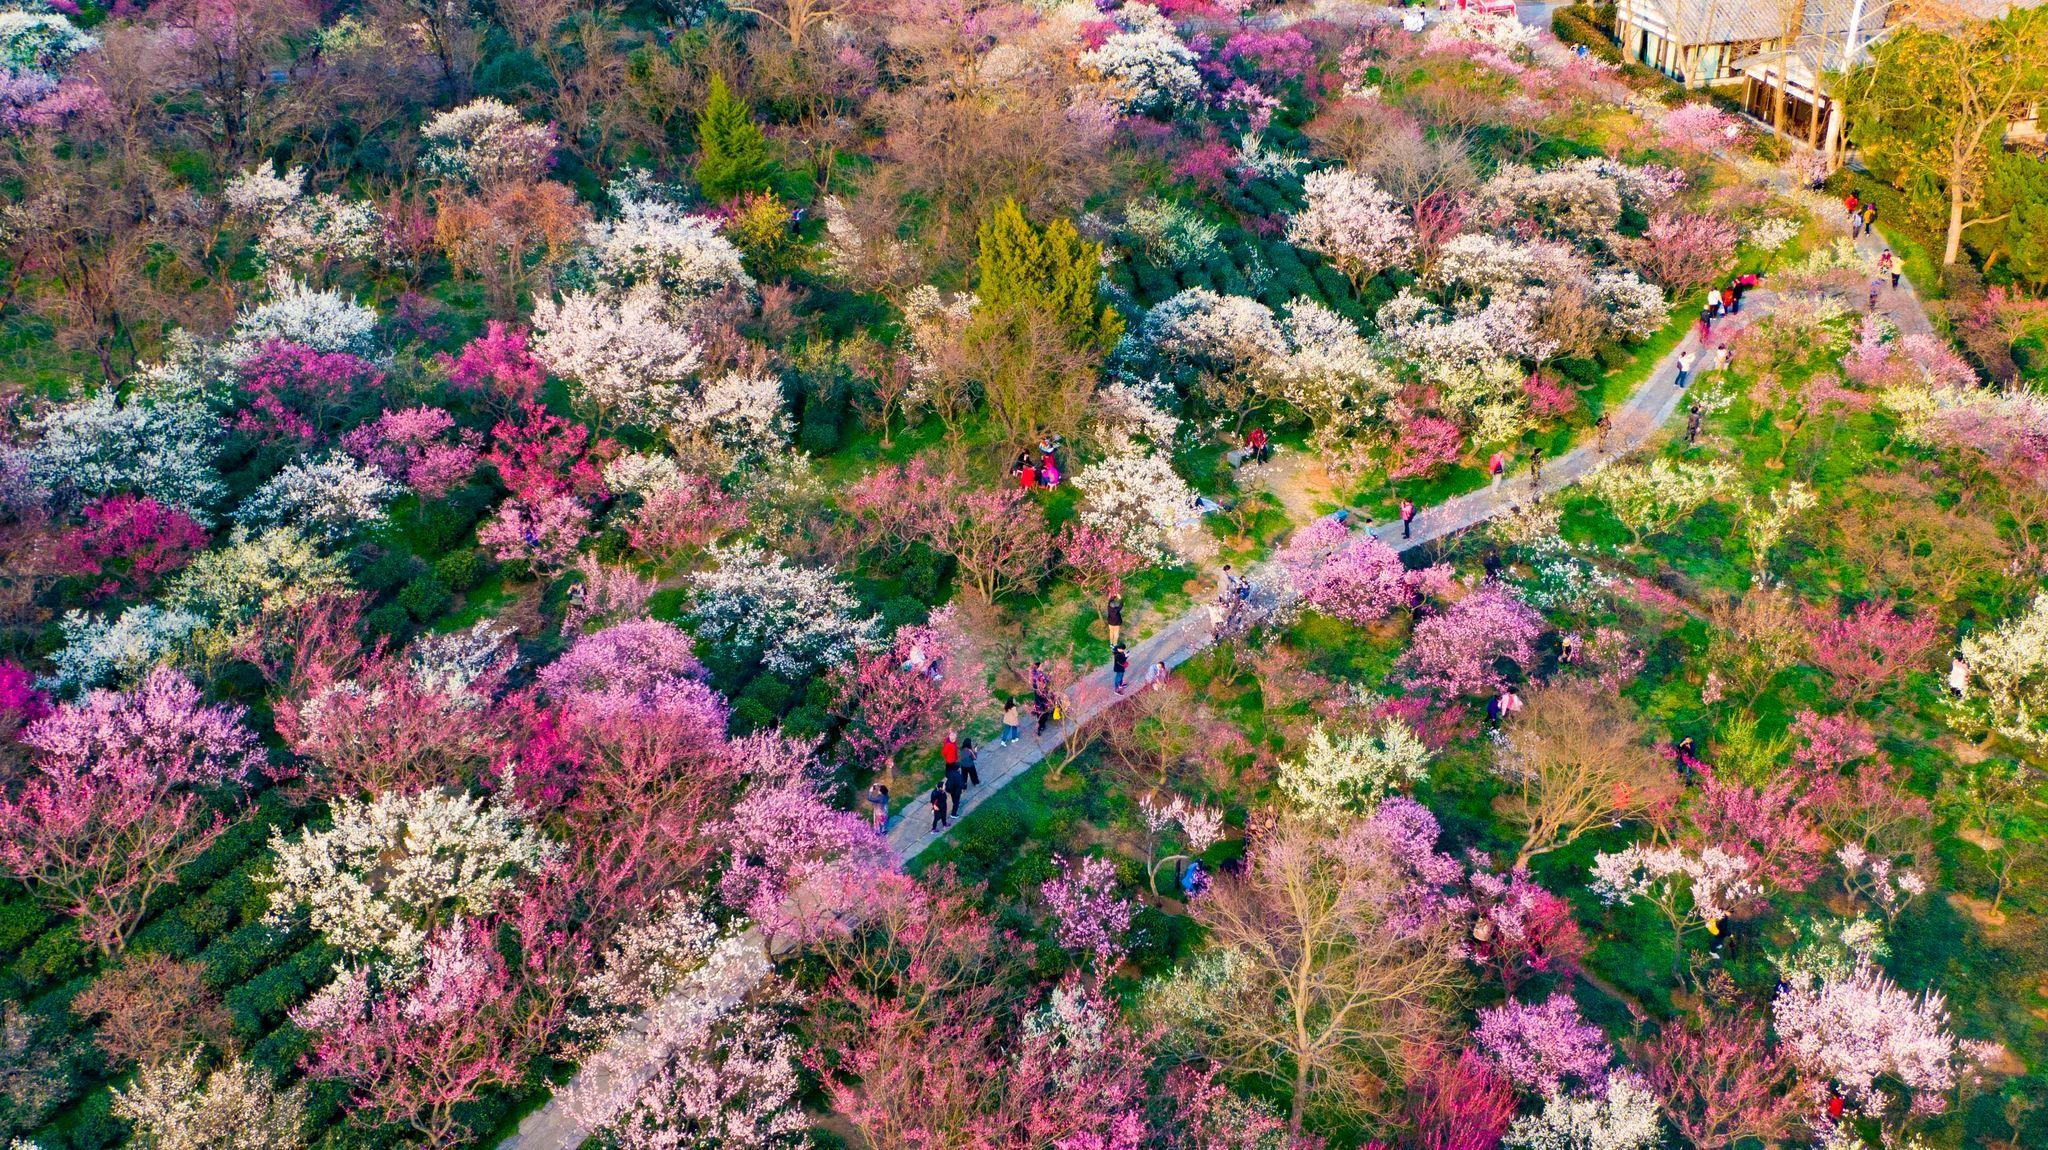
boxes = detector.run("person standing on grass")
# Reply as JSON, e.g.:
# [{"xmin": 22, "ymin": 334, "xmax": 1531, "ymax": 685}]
[
  {"xmin": 1489, "ymin": 449, "xmax": 1510, "ymax": 489},
  {"xmin": 1869, "ymin": 280, "xmax": 1882, "ymax": 312},
  {"xmin": 1112, "ymin": 641, "xmax": 1129, "ymax": 695},
  {"xmin": 944, "ymin": 760, "xmax": 965, "ymax": 817},
  {"xmin": 1595, "ymin": 414, "xmax": 1611, "ymax": 453},
  {"xmin": 929, "ymin": 785, "xmax": 950, "ymax": 831},
  {"xmin": 866, "ymin": 782, "xmax": 889, "ymax": 833},
  {"xmin": 1001, "ymin": 699, "xmax": 1021, "ymax": 745},
  {"xmin": 1674, "ymin": 348, "xmax": 1695, "ymax": 389},
  {"xmin": 1400, "ymin": 498, "xmax": 1416, "ymax": 539},
  {"xmin": 960, "ymin": 737, "xmax": 980, "ymax": 786},
  {"xmin": 1686, "ymin": 403, "xmax": 1703, "ymax": 444},
  {"xmin": 1862, "ymin": 203, "xmax": 1877, "ymax": 236},
  {"xmin": 1105, "ymin": 591, "xmax": 1123, "ymax": 647}
]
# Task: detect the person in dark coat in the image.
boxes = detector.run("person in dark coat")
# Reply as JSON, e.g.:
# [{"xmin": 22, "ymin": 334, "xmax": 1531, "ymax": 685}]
[
  {"xmin": 960, "ymin": 737, "xmax": 980, "ymax": 786},
  {"xmin": 944, "ymin": 762, "xmax": 966, "ymax": 817},
  {"xmin": 929, "ymin": 785, "xmax": 949, "ymax": 831},
  {"xmin": 1105, "ymin": 592, "xmax": 1123, "ymax": 646},
  {"xmin": 1112, "ymin": 641, "xmax": 1130, "ymax": 694}
]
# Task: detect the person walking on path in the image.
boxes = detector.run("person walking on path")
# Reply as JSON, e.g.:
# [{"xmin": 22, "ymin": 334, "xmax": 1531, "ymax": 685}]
[
  {"xmin": 943, "ymin": 761, "xmax": 966, "ymax": 817},
  {"xmin": 866, "ymin": 782, "xmax": 889, "ymax": 833},
  {"xmin": 1528, "ymin": 445, "xmax": 1544, "ymax": 490},
  {"xmin": 1400, "ymin": 498, "xmax": 1416, "ymax": 539},
  {"xmin": 1112, "ymin": 641, "xmax": 1130, "ymax": 694},
  {"xmin": 1489, "ymin": 449, "xmax": 1510, "ymax": 489},
  {"xmin": 1861, "ymin": 203, "xmax": 1878, "ymax": 237},
  {"xmin": 1001, "ymin": 700, "xmax": 1021, "ymax": 745},
  {"xmin": 960, "ymin": 737, "xmax": 980, "ymax": 786},
  {"xmin": 1869, "ymin": 280, "xmax": 1882, "ymax": 313},
  {"xmin": 1105, "ymin": 591, "xmax": 1123, "ymax": 647},
  {"xmin": 1029, "ymin": 660, "xmax": 1048, "ymax": 697},
  {"xmin": 1595, "ymin": 414, "xmax": 1611, "ymax": 454},
  {"xmin": 929, "ymin": 785, "xmax": 950, "ymax": 831},
  {"xmin": 1033, "ymin": 692, "xmax": 1053, "ymax": 738},
  {"xmin": 1696, "ymin": 307, "xmax": 1713, "ymax": 342},
  {"xmin": 1674, "ymin": 348, "xmax": 1695, "ymax": 389},
  {"xmin": 1880, "ymin": 249, "xmax": 1900, "ymax": 289}
]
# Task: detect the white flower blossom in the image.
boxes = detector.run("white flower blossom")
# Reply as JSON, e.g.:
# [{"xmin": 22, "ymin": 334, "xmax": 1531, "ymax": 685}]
[
  {"xmin": 234, "ymin": 453, "xmax": 398, "ymax": 543},
  {"xmin": 1278, "ymin": 720, "xmax": 1433, "ymax": 817},
  {"xmin": 1080, "ymin": 22, "xmax": 1202, "ymax": 113},
  {"xmin": 265, "ymin": 789, "xmax": 560, "ymax": 975},
  {"xmin": 223, "ymin": 160, "xmax": 306, "ymax": 220},
  {"xmin": 22, "ymin": 391, "xmax": 225, "ymax": 519},
  {"xmin": 581, "ymin": 195, "xmax": 753, "ymax": 306},
  {"xmin": 688, "ymin": 543, "xmax": 877, "ymax": 676},
  {"xmin": 1072, "ymin": 447, "xmax": 1202, "ymax": 563},
  {"xmin": 1289, "ymin": 168, "xmax": 1415, "ymax": 286},
  {"xmin": 531, "ymin": 285, "xmax": 705, "ymax": 430},
  {"xmin": 421, "ymin": 97, "xmax": 558, "ymax": 186},
  {"xmin": 1505, "ymin": 1071, "xmax": 1664, "ymax": 1150},
  {"xmin": 42, "ymin": 605, "xmax": 203, "ymax": 694},
  {"xmin": 231, "ymin": 276, "xmax": 380, "ymax": 358}
]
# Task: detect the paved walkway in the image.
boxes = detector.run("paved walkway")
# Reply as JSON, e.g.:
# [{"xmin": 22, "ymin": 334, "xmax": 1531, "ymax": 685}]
[{"xmin": 503, "ymin": 194, "xmax": 1941, "ymax": 1150}]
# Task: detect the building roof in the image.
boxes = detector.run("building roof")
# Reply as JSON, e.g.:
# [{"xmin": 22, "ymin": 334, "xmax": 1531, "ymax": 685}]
[{"xmin": 1640, "ymin": 0, "xmax": 1795, "ymax": 44}]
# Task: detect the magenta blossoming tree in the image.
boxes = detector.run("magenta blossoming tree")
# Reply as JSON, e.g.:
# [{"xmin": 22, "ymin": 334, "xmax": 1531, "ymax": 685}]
[
  {"xmin": 1405, "ymin": 1046, "xmax": 1518, "ymax": 1150},
  {"xmin": 1274, "ymin": 516, "xmax": 1448, "ymax": 627},
  {"xmin": 445, "ymin": 321, "xmax": 547, "ymax": 411},
  {"xmin": 830, "ymin": 609, "xmax": 989, "ymax": 790},
  {"xmin": 49, "ymin": 495, "xmax": 208, "ymax": 600},
  {"xmin": 1400, "ymin": 584, "xmax": 1543, "ymax": 699}
]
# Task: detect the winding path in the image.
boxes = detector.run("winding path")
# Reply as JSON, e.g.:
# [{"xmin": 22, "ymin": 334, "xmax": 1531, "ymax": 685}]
[{"xmin": 499, "ymin": 210, "xmax": 1933, "ymax": 1150}]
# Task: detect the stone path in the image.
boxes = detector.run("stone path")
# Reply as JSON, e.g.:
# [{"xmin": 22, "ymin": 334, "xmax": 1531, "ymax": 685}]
[{"xmin": 503, "ymin": 198, "xmax": 1942, "ymax": 1150}]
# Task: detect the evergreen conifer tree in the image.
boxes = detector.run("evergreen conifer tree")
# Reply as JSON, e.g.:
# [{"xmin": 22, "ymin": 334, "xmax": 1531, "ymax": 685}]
[
  {"xmin": 974, "ymin": 199, "xmax": 1124, "ymax": 350},
  {"xmin": 694, "ymin": 73, "xmax": 775, "ymax": 202}
]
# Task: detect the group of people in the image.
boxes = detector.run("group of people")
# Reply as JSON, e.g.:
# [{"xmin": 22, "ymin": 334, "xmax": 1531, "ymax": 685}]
[
  {"xmin": 1694, "ymin": 274, "xmax": 1758, "ymax": 344},
  {"xmin": 1011, "ymin": 436, "xmax": 1065, "ymax": 489},
  {"xmin": 1487, "ymin": 446, "xmax": 1546, "ymax": 492},
  {"xmin": 1844, "ymin": 193, "xmax": 1880, "ymax": 240},
  {"xmin": 1207, "ymin": 562, "xmax": 1255, "ymax": 639}
]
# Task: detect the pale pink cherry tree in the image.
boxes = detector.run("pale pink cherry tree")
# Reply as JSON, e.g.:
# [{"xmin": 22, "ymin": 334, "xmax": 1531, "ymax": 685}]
[
  {"xmin": 339, "ymin": 406, "xmax": 482, "ymax": 498},
  {"xmin": 293, "ymin": 923, "xmax": 559, "ymax": 1148},
  {"xmin": 1590, "ymin": 844, "xmax": 1759, "ymax": 975},
  {"xmin": 1041, "ymin": 855, "xmax": 1135, "ymax": 972},
  {"xmin": 537, "ymin": 618, "xmax": 710, "ymax": 720},
  {"xmin": 718, "ymin": 763, "xmax": 898, "ymax": 955},
  {"xmin": 1272, "ymin": 515, "xmax": 1450, "ymax": 627},
  {"xmin": 830, "ymin": 608, "xmax": 989, "ymax": 792},
  {"xmin": 620, "ymin": 473, "xmax": 745, "ymax": 564},
  {"xmin": 0, "ymin": 668, "xmax": 263, "ymax": 953},
  {"xmin": 1772, "ymin": 960, "xmax": 1962, "ymax": 1119},
  {"xmin": 1473, "ymin": 992, "xmax": 1612, "ymax": 1097},
  {"xmin": 1689, "ymin": 766, "xmax": 1829, "ymax": 893},
  {"xmin": 982, "ymin": 979, "xmax": 1158, "ymax": 1149},
  {"xmin": 1400, "ymin": 584, "xmax": 1543, "ymax": 700},
  {"xmin": 1632, "ymin": 1009, "xmax": 1800, "ymax": 1150},
  {"xmin": 1288, "ymin": 167, "xmax": 1416, "ymax": 290},
  {"xmin": 1631, "ymin": 210, "xmax": 1737, "ymax": 294},
  {"xmin": 1802, "ymin": 599, "xmax": 1940, "ymax": 703},
  {"xmin": 477, "ymin": 494, "xmax": 592, "ymax": 575},
  {"xmin": 1056, "ymin": 521, "xmax": 1148, "ymax": 596},
  {"xmin": 272, "ymin": 648, "xmax": 515, "ymax": 800},
  {"xmin": 560, "ymin": 555, "xmax": 656, "ymax": 634}
]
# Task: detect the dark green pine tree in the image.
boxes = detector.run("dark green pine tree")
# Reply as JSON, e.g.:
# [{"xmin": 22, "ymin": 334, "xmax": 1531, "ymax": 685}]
[{"xmin": 693, "ymin": 73, "xmax": 775, "ymax": 203}]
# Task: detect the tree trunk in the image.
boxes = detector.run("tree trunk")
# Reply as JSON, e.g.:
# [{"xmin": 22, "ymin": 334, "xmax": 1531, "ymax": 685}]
[
  {"xmin": 1290, "ymin": 1062, "xmax": 1310, "ymax": 1135},
  {"xmin": 1945, "ymin": 155, "xmax": 1967, "ymax": 265}
]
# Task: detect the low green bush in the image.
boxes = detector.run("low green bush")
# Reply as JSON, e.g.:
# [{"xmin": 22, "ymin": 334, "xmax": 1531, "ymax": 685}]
[
  {"xmin": 398, "ymin": 571, "xmax": 452, "ymax": 620},
  {"xmin": 435, "ymin": 548, "xmax": 486, "ymax": 592}
]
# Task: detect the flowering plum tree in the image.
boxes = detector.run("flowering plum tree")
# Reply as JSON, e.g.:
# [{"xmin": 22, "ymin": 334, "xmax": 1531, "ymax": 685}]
[
  {"xmin": 1462, "ymin": 862, "xmax": 1588, "ymax": 991},
  {"xmin": 831, "ymin": 611, "xmax": 989, "ymax": 790},
  {"xmin": 1474, "ymin": 992, "xmax": 1611, "ymax": 1096},
  {"xmin": 111, "ymin": 1049, "xmax": 309, "ymax": 1150},
  {"xmin": 1591, "ymin": 844, "xmax": 1758, "ymax": 972},
  {"xmin": 477, "ymin": 495, "xmax": 592, "ymax": 574},
  {"xmin": 1632, "ymin": 1010, "xmax": 1799, "ymax": 1150},
  {"xmin": 1405, "ymin": 1046, "xmax": 1517, "ymax": 1150},
  {"xmin": 538, "ymin": 619, "xmax": 713, "ymax": 720},
  {"xmin": 1772, "ymin": 960, "xmax": 1961, "ymax": 1118},
  {"xmin": 1073, "ymin": 448, "xmax": 1202, "ymax": 564},
  {"xmin": 0, "ymin": 668, "xmax": 262, "ymax": 952},
  {"xmin": 1401, "ymin": 584, "xmax": 1543, "ymax": 700},
  {"xmin": 1504, "ymin": 1072, "xmax": 1663, "ymax": 1150},
  {"xmin": 49, "ymin": 495, "xmax": 207, "ymax": 599},
  {"xmin": 486, "ymin": 401, "xmax": 615, "ymax": 505},
  {"xmin": 1497, "ymin": 682, "xmax": 1677, "ymax": 867},
  {"xmin": 1288, "ymin": 168, "xmax": 1415, "ymax": 289},
  {"xmin": 1041, "ymin": 855, "xmax": 1136, "ymax": 971},
  {"xmin": 1277, "ymin": 720, "xmax": 1432, "ymax": 817},
  {"xmin": 1952, "ymin": 591, "xmax": 2048, "ymax": 752},
  {"xmin": 445, "ymin": 321, "xmax": 546, "ymax": 410},
  {"xmin": 689, "ymin": 543, "xmax": 876, "ymax": 676},
  {"xmin": 340, "ymin": 408, "xmax": 482, "ymax": 498},
  {"xmin": 420, "ymin": 97, "xmax": 558, "ymax": 186},
  {"xmin": 1272, "ymin": 515, "xmax": 1446, "ymax": 626}
]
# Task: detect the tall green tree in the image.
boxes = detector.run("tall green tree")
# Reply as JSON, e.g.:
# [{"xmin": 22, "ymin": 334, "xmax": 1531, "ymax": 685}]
[
  {"xmin": 973, "ymin": 199, "xmax": 1124, "ymax": 351},
  {"xmin": 1982, "ymin": 150, "xmax": 2048, "ymax": 290},
  {"xmin": 1843, "ymin": 3, "xmax": 2048, "ymax": 266},
  {"xmin": 694, "ymin": 73, "xmax": 775, "ymax": 203}
]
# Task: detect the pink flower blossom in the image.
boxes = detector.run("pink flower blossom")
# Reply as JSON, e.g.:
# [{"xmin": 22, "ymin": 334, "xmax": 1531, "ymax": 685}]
[{"xmin": 1474, "ymin": 992, "xmax": 1612, "ymax": 1096}]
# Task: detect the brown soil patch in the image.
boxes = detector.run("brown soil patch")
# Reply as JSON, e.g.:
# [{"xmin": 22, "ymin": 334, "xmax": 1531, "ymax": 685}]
[{"xmin": 1946, "ymin": 892, "xmax": 2008, "ymax": 931}]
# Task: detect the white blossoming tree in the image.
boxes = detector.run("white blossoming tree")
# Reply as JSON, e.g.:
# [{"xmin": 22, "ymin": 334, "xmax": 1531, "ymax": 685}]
[
  {"xmin": 421, "ymin": 97, "xmax": 559, "ymax": 186},
  {"xmin": 1080, "ymin": 26, "xmax": 1202, "ymax": 114},
  {"xmin": 1269, "ymin": 298, "xmax": 1392, "ymax": 439},
  {"xmin": 230, "ymin": 277, "xmax": 380, "ymax": 358},
  {"xmin": 1505, "ymin": 1072, "xmax": 1664, "ymax": 1150},
  {"xmin": 111, "ymin": 1051, "xmax": 309, "ymax": 1150},
  {"xmin": 1288, "ymin": 168, "xmax": 1416, "ymax": 290},
  {"xmin": 1954, "ymin": 591, "xmax": 2048, "ymax": 752},
  {"xmin": 223, "ymin": 160, "xmax": 306, "ymax": 220},
  {"xmin": 582, "ymin": 195, "xmax": 754, "ymax": 306},
  {"xmin": 677, "ymin": 370, "xmax": 792, "ymax": 470},
  {"xmin": 233, "ymin": 454, "xmax": 398, "ymax": 544},
  {"xmin": 22, "ymin": 392, "xmax": 225, "ymax": 520},
  {"xmin": 531, "ymin": 285, "xmax": 705, "ymax": 432},
  {"xmin": 688, "ymin": 543, "xmax": 877, "ymax": 675},
  {"xmin": 1581, "ymin": 458, "xmax": 1734, "ymax": 546},
  {"xmin": 1277, "ymin": 720, "xmax": 1433, "ymax": 818},
  {"xmin": 1072, "ymin": 448, "xmax": 1201, "ymax": 564},
  {"xmin": 265, "ymin": 789, "xmax": 559, "ymax": 975},
  {"xmin": 43, "ymin": 605, "xmax": 203, "ymax": 694},
  {"xmin": 1772, "ymin": 960, "xmax": 1961, "ymax": 1118},
  {"xmin": 1591, "ymin": 844, "xmax": 1758, "ymax": 972},
  {"xmin": 1142, "ymin": 288, "xmax": 1285, "ymax": 373}
]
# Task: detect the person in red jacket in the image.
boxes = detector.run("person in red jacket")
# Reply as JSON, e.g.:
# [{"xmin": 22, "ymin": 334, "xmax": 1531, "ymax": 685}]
[
  {"xmin": 1246, "ymin": 426, "xmax": 1270, "ymax": 464},
  {"xmin": 941, "ymin": 731, "xmax": 959, "ymax": 768}
]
